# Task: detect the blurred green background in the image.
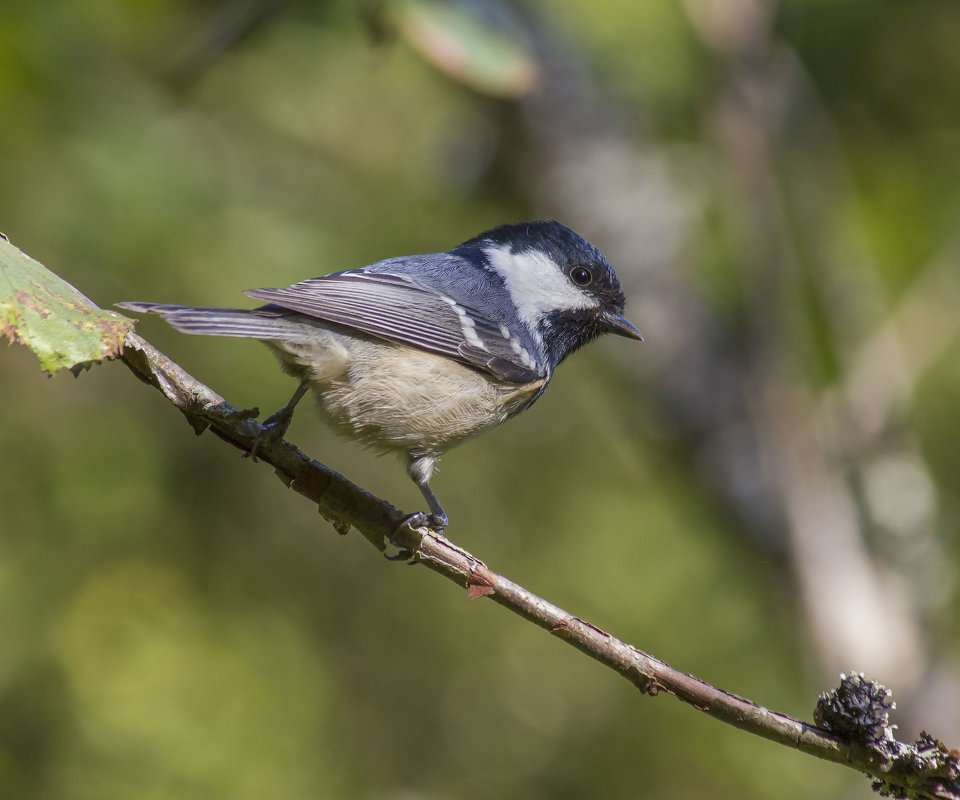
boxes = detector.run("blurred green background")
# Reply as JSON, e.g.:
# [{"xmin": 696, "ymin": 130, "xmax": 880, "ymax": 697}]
[{"xmin": 2, "ymin": 1, "xmax": 959, "ymax": 797}]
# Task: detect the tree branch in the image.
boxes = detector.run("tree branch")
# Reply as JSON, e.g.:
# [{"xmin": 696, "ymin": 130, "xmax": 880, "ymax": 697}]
[{"xmin": 118, "ymin": 330, "xmax": 959, "ymax": 800}]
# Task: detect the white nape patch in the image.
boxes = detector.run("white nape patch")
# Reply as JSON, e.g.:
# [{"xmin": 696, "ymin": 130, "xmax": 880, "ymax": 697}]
[
  {"xmin": 484, "ymin": 244, "xmax": 598, "ymax": 334},
  {"xmin": 440, "ymin": 294, "xmax": 485, "ymax": 350}
]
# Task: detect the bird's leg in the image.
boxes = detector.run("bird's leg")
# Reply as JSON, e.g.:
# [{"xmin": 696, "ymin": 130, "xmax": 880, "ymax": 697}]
[
  {"xmin": 262, "ymin": 380, "xmax": 309, "ymax": 435},
  {"xmin": 402, "ymin": 454, "xmax": 448, "ymax": 531},
  {"xmin": 417, "ymin": 480, "xmax": 449, "ymax": 530},
  {"xmin": 388, "ymin": 480, "xmax": 448, "ymax": 561},
  {"xmin": 247, "ymin": 380, "xmax": 309, "ymax": 460}
]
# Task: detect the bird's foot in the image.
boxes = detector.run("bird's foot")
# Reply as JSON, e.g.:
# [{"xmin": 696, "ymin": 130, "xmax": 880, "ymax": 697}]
[
  {"xmin": 245, "ymin": 405, "xmax": 295, "ymax": 462},
  {"xmin": 245, "ymin": 382, "xmax": 309, "ymax": 462},
  {"xmin": 385, "ymin": 511, "xmax": 447, "ymax": 562},
  {"xmin": 404, "ymin": 510, "xmax": 447, "ymax": 533}
]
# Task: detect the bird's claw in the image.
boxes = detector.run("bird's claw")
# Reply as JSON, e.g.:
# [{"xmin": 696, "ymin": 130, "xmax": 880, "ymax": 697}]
[
  {"xmin": 402, "ymin": 510, "xmax": 447, "ymax": 533},
  {"xmin": 384, "ymin": 548, "xmax": 415, "ymax": 563},
  {"xmin": 245, "ymin": 382, "xmax": 308, "ymax": 462},
  {"xmin": 385, "ymin": 511, "xmax": 447, "ymax": 562},
  {"xmin": 245, "ymin": 409, "xmax": 294, "ymax": 462}
]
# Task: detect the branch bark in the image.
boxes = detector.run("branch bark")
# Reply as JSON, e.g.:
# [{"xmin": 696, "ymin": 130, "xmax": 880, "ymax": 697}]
[{"xmin": 118, "ymin": 330, "xmax": 959, "ymax": 800}]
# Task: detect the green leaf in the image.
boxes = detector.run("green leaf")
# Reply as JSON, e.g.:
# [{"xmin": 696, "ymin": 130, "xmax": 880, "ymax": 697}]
[
  {"xmin": 393, "ymin": 0, "xmax": 540, "ymax": 98},
  {"xmin": 0, "ymin": 234, "xmax": 132, "ymax": 375}
]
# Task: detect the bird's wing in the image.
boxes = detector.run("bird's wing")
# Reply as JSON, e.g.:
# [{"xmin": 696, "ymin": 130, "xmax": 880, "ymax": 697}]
[{"xmin": 244, "ymin": 271, "xmax": 544, "ymax": 384}]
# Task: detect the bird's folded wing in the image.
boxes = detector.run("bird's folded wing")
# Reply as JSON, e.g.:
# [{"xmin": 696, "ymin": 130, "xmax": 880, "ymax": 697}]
[{"xmin": 245, "ymin": 271, "xmax": 544, "ymax": 384}]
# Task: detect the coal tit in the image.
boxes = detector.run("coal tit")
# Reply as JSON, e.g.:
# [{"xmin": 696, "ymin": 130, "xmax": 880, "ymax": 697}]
[{"xmin": 118, "ymin": 221, "xmax": 641, "ymax": 529}]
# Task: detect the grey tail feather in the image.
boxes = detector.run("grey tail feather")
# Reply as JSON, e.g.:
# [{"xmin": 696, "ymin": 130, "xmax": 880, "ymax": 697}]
[{"xmin": 115, "ymin": 301, "xmax": 297, "ymax": 339}]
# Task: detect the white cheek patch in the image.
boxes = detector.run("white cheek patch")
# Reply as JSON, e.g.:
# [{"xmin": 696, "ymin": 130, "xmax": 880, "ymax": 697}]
[{"xmin": 484, "ymin": 244, "xmax": 598, "ymax": 334}]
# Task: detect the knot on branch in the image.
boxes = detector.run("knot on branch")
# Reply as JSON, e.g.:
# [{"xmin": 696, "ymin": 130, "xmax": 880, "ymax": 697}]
[
  {"xmin": 815, "ymin": 671, "xmax": 896, "ymax": 748},
  {"xmin": 871, "ymin": 731, "xmax": 960, "ymax": 799},
  {"xmin": 816, "ymin": 673, "xmax": 960, "ymax": 799}
]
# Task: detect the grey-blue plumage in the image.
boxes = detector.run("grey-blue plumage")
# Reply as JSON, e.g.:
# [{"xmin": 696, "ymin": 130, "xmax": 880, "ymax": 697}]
[{"xmin": 117, "ymin": 221, "xmax": 641, "ymax": 528}]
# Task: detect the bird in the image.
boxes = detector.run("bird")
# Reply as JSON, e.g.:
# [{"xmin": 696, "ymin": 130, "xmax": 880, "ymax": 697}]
[{"xmin": 117, "ymin": 220, "xmax": 641, "ymax": 530}]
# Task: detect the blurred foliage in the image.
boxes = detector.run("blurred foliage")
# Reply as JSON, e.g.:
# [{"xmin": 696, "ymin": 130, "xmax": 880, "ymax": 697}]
[{"xmin": 1, "ymin": 1, "xmax": 958, "ymax": 798}]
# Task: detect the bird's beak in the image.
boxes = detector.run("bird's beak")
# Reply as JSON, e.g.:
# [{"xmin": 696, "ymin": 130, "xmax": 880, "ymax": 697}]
[{"xmin": 603, "ymin": 312, "xmax": 643, "ymax": 341}]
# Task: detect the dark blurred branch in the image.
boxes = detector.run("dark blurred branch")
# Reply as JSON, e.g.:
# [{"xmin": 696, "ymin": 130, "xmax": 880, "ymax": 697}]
[
  {"xmin": 118, "ymin": 329, "xmax": 958, "ymax": 798},
  {"xmin": 166, "ymin": 0, "xmax": 294, "ymax": 89},
  {"xmin": 685, "ymin": 0, "xmax": 943, "ymax": 698}
]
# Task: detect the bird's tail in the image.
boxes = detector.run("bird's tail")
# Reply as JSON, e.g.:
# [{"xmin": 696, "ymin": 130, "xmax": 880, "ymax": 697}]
[{"xmin": 116, "ymin": 302, "xmax": 299, "ymax": 339}]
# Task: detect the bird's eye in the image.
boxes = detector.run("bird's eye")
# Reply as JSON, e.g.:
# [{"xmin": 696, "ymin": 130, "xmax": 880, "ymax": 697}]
[{"xmin": 570, "ymin": 266, "xmax": 592, "ymax": 286}]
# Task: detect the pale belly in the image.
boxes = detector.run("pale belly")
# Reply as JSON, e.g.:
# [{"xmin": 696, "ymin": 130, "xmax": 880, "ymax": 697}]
[{"xmin": 267, "ymin": 333, "xmax": 546, "ymax": 457}]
